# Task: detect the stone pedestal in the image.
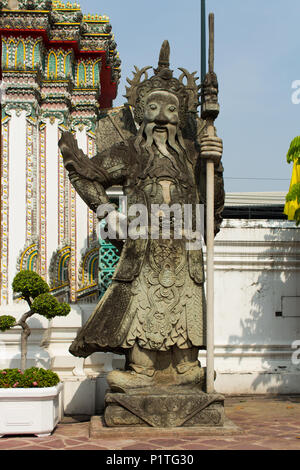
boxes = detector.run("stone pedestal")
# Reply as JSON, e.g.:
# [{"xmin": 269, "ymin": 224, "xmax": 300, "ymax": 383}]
[{"xmin": 104, "ymin": 386, "xmax": 225, "ymax": 428}]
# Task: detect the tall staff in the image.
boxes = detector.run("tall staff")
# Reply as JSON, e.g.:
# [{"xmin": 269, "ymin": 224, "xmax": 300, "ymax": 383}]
[
  {"xmin": 201, "ymin": 0, "xmax": 206, "ymax": 83},
  {"xmin": 201, "ymin": 11, "xmax": 220, "ymax": 393}
]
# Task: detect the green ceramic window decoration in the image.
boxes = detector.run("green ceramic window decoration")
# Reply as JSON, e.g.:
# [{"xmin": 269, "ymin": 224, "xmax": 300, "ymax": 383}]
[
  {"xmin": 99, "ymin": 224, "xmax": 120, "ymax": 298},
  {"xmin": 48, "ymin": 52, "xmax": 57, "ymax": 78},
  {"xmin": 33, "ymin": 42, "xmax": 40, "ymax": 68},
  {"xmin": 16, "ymin": 41, "xmax": 25, "ymax": 69}
]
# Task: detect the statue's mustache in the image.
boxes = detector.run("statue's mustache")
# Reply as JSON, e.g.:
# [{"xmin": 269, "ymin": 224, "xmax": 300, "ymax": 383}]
[
  {"xmin": 134, "ymin": 122, "xmax": 185, "ymax": 155},
  {"xmin": 133, "ymin": 120, "xmax": 187, "ymax": 177}
]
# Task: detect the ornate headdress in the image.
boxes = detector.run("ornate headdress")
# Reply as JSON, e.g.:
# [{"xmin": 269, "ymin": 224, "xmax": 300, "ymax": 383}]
[{"xmin": 125, "ymin": 40, "xmax": 201, "ymax": 127}]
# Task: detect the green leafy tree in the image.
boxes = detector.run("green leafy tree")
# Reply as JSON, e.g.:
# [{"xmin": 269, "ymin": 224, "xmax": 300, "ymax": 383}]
[
  {"xmin": 285, "ymin": 137, "xmax": 300, "ymax": 225},
  {"xmin": 0, "ymin": 271, "xmax": 70, "ymax": 371}
]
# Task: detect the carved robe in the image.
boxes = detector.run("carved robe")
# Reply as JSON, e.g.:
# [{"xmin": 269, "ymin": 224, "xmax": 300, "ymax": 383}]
[{"xmin": 67, "ymin": 135, "xmax": 224, "ymax": 357}]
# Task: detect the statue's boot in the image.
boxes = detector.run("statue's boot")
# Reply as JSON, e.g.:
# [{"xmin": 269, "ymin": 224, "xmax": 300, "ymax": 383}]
[
  {"xmin": 175, "ymin": 361, "xmax": 206, "ymax": 386},
  {"xmin": 107, "ymin": 343, "xmax": 156, "ymax": 392},
  {"xmin": 173, "ymin": 346, "xmax": 206, "ymax": 387},
  {"xmin": 107, "ymin": 368, "xmax": 155, "ymax": 392}
]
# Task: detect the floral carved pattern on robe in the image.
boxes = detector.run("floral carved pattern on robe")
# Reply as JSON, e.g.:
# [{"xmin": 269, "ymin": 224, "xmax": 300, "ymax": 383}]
[{"xmin": 123, "ymin": 239, "xmax": 205, "ymax": 351}]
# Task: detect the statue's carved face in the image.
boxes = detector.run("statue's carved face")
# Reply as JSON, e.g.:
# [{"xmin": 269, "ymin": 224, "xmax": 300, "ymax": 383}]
[
  {"xmin": 144, "ymin": 91, "xmax": 179, "ymax": 128},
  {"xmin": 134, "ymin": 89, "xmax": 185, "ymax": 159}
]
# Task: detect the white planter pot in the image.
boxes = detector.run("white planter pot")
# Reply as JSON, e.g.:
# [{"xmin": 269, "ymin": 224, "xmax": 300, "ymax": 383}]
[{"xmin": 0, "ymin": 382, "xmax": 64, "ymax": 438}]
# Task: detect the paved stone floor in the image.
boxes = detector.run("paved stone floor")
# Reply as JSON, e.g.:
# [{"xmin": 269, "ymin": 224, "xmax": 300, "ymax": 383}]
[{"xmin": 0, "ymin": 396, "xmax": 300, "ymax": 450}]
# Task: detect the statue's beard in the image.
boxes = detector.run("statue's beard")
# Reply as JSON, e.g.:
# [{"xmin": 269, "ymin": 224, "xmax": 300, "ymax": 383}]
[{"xmin": 134, "ymin": 122, "xmax": 186, "ymax": 162}]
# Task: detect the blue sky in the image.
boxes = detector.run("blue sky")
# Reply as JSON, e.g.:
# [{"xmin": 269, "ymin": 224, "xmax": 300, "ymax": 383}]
[{"xmin": 79, "ymin": 0, "xmax": 300, "ymax": 194}]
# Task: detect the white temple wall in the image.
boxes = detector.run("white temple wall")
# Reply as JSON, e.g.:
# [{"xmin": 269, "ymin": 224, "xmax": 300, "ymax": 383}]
[
  {"xmin": 45, "ymin": 118, "xmax": 59, "ymax": 281},
  {"xmin": 8, "ymin": 111, "xmax": 26, "ymax": 303},
  {"xmin": 75, "ymin": 128, "xmax": 88, "ymax": 272}
]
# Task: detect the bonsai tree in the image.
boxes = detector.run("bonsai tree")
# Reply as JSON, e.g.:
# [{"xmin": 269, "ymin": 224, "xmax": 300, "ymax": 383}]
[
  {"xmin": 284, "ymin": 136, "xmax": 300, "ymax": 225},
  {"xmin": 0, "ymin": 270, "xmax": 70, "ymax": 371}
]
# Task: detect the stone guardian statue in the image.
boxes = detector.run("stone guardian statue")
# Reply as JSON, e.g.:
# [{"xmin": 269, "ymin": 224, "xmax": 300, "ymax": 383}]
[{"xmin": 59, "ymin": 41, "xmax": 225, "ymax": 427}]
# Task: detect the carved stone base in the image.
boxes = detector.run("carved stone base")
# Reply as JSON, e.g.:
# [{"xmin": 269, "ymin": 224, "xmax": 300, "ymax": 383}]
[
  {"xmin": 90, "ymin": 416, "xmax": 241, "ymax": 438},
  {"xmin": 104, "ymin": 386, "xmax": 225, "ymax": 428}
]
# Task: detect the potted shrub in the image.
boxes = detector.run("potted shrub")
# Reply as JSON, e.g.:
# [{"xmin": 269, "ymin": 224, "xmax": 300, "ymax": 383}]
[{"xmin": 0, "ymin": 270, "xmax": 70, "ymax": 437}]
